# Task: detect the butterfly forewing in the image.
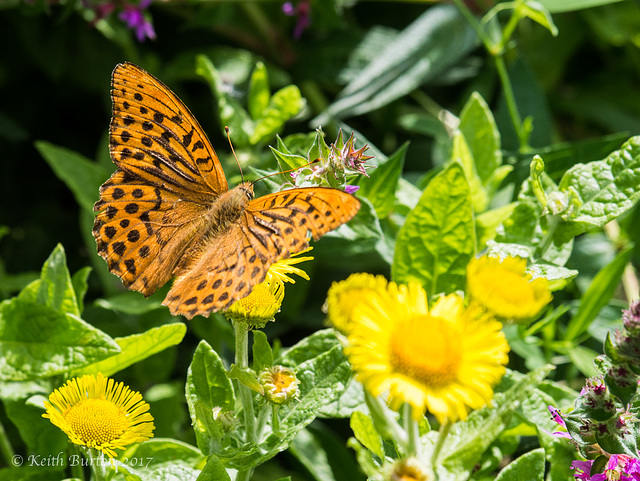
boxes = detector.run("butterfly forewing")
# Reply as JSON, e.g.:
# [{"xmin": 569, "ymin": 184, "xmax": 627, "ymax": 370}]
[
  {"xmin": 110, "ymin": 62, "xmax": 227, "ymax": 199},
  {"xmin": 162, "ymin": 187, "xmax": 361, "ymax": 319}
]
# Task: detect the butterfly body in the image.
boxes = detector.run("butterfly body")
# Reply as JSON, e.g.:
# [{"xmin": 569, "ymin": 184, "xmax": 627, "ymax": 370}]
[{"xmin": 94, "ymin": 63, "xmax": 360, "ymax": 319}]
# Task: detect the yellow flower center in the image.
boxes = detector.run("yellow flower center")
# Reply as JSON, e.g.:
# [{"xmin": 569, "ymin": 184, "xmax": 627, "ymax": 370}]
[
  {"xmin": 65, "ymin": 399, "xmax": 127, "ymax": 447},
  {"xmin": 272, "ymin": 371, "xmax": 295, "ymax": 391},
  {"xmin": 237, "ymin": 283, "xmax": 277, "ymax": 312},
  {"xmin": 390, "ymin": 315, "xmax": 461, "ymax": 387},
  {"xmin": 475, "ymin": 267, "xmax": 535, "ymax": 305}
]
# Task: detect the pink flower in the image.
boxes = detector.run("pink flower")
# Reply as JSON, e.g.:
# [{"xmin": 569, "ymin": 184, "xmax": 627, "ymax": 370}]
[
  {"xmin": 282, "ymin": 1, "xmax": 311, "ymax": 39},
  {"xmin": 345, "ymin": 185, "xmax": 360, "ymax": 194}
]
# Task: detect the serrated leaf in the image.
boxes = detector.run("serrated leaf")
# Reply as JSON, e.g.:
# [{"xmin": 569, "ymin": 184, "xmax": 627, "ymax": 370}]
[
  {"xmin": 556, "ymin": 136, "xmax": 640, "ymax": 242},
  {"xmin": 35, "ymin": 141, "xmax": 109, "ymax": 212},
  {"xmin": 357, "ymin": 142, "xmax": 408, "ymax": 218},
  {"xmin": 438, "ymin": 366, "xmax": 554, "ymax": 479},
  {"xmin": 248, "ymin": 62, "xmax": 270, "ymax": 120},
  {"xmin": 459, "ymin": 92, "xmax": 502, "ymax": 183},
  {"xmin": 565, "ymin": 245, "xmax": 633, "ymax": 341},
  {"xmin": 69, "ymin": 323, "xmax": 186, "ymax": 377},
  {"xmin": 495, "ymin": 448, "xmax": 545, "ymax": 481},
  {"xmin": 392, "ymin": 162, "xmax": 475, "ymax": 297}
]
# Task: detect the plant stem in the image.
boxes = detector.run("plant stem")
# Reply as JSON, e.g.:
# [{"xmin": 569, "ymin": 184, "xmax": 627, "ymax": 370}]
[
  {"xmin": 494, "ymin": 55, "xmax": 527, "ymax": 151},
  {"xmin": 534, "ymin": 214, "xmax": 560, "ymax": 260},
  {"xmin": 364, "ymin": 391, "xmax": 408, "ymax": 447},
  {"xmin": 431, "ymin": 419, "xmax": 452, "ymax": 479},
  {"xmin": 234, "ymin": 321, "xmax": 255, "ymax": 481},
  {"xmin": 86, "ymin": 449, "xmax": 107, "ymax": 481},
  {"xmin": 403, "ymin": 404, "xmax": 419, "ymax": 457}
]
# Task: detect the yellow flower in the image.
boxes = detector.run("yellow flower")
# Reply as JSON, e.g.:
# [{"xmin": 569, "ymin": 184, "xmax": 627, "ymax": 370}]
[
  {"xmin": 466, "ymin": 255, "xmax": 552, "ymax": 323},
  {"xmin": 43, "ymin": 373, "xmax": 154, "ymax": 458},
  {"xmin": 224, "ymin": 276, "xmax": 284, "ymax": 327},
  {"xmin": 224, "ymin": 249, "xmax": 313, "ymax": 327},
  {"xmin": 324, "ymin": 272, "xmax": 388, "ymax": 334},
  {"xmin": 386, "ymin": 457, "xmax": 430, "ymax": 481},
  {"xmin": 346, "ymin": 283, "xmax": 509, "ymax": 423}
]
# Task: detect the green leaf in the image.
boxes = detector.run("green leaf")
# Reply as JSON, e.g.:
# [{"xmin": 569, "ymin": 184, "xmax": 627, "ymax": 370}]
[
  {"xmin": 31, "ymin": 244, "xmax": 81, "ymax": 317},
  {"xmin": 251, "ymin": 85, "xmax": 304, "ymax": 145},
  {"xmin": 459, "ymin": 92, "xmax": 502, "ymax": 184},
  {"xmin": 564, "ymin": 245, "xmax": 633, "ymax": 341},
  {"xmin": 0, "ymin": 301, "xmax": 119, "ymax": 380},
  {"xmin": 248, "ymin": 62, "xmax": 270, "ymax": 120},
  {"xmin": 526, "ymin": 262, "xmax": 578, "ymax": 291},
  {"xmin": 495, "ymin": 448, "xmax": 545, "ymax": 481},
  {"xmin": 567, "ymin": 345, "xmax": 599, "ymax": 378},
  {"xmin": 438, "ymin": 366, "xmax": 554, "ymax": 479},
  {"xmin": 537, "ymin": 0, "xmax": 623, "ymax": 13},
  {"xmin": 95, "ymin": 291, "xmax": 164, "ymax": 315},
  {"xmin": 392, "ymin": 162, "xmax": 475, "ymax": 297},
  {"xmin": 196, "ymin": 55, "xmax": 252, "ymax": 146},
  {"xmin": 227, "ymin": 364, "xmax": 263, "ymax": 394},
  {"xmin": 350, "ymin": 411, "xmax": 384, "ymax": 459},
  {"xmin": 516, "ymin": 1, "xmax": 558, "ymax": 36},
  {"xmin": 186, "ymin": 341, "xmax": 235, "ymax": 455},
  {"xmin": 314, "ymin": 5, "xmax": 478, "ymax": 123},
  {"xmin": 357, "ymin": 142, "xmax": 408, "ymax": 218},
  {"xmin": 556, "ymin": 136, "xmax": 640, "ymax": 242},
  {"xmin": 452, "ymin": 132, "xmax": 489, "ymax": 212},
  {"xmin": 252, "ymin": 330, "xmax": 273, "ymax": 371},
  {"xmin": 35, "ymin": 141, "xmax": 109, "ymax": 212},
  {"xmin": 69, "ymin": 323, "xmax": 186, "ymax": 378},
  {"xmin": 71, "ymin": 266, "xmax": 91, "ymax": 314},
  {"xmin": 197, "ymin": 456, "xmax": 230, "ymax": 481}
]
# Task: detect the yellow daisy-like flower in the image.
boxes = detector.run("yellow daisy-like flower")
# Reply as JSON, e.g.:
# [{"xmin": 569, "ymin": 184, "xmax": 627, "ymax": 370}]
[
  {"xmin": 346, "ymin": 283, "xmax": 509, "ymax": 424},
  {"xmin": 43, "ymin": 373, "xmax": 154, "ymax": 458},
  {"xmin": 224, "ymin": 248, "xmax": 313, "ymax": 327},
  {"xmin": 466, "ymin": 255, "xmax": 552, "ymax": 323},
  {"xmin": 224, "ymin": 276, "xmax": 285, "ymax": 327},
  {"xmin": 324, "ymin": 272, "xmax": 389, "ymax": 334}
]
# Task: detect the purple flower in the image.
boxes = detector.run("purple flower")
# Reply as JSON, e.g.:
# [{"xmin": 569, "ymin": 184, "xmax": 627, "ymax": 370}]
[
  {"xmin": 571, "ymin": 460, "xmax": 594, "ymax": 480},
  {"xmin": 119, "ymin": 0, "xmax": 156, "ymax": 42},
  {"xmin": 282, "ymin": 1, "xmax": 310, "ymax": 39},
  {"xmin": 345, "ymin": 185, "xmax": 360, "ymax": 194},
  {"xmin": 546, "ymin": 405, "xmax": 571, "ymax": 439}
]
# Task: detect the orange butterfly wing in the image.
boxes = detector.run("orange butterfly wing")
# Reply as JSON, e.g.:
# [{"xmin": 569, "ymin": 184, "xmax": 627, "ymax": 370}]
[
  {"xmin": 163, "ymin": 187, "xmax": 360, "ymax": 319},
  {"xmin": 94, "ymin": 62, "xmax": 224, "ymax": 295}
]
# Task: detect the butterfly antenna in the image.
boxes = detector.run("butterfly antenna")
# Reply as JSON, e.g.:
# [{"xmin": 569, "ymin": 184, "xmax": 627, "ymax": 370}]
[
  {"xmin": 225, "ymin": 126, "xmax": 244, "ymax": 183},
  {"xmin": 251, "ymin": 159, "xmax": 321, "ymax": 186}
]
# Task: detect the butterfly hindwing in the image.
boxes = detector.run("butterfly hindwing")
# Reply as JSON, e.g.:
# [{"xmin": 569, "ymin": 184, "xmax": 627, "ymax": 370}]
[
  {"xmin": 161, "ymin": 187, "xmax": 360, "ymax": 319},
  {"xmin": 109, "ymin": 62, "xmax": 228, "ymax": 200},
  {"xmin": 93, "ymin": 169, "xmax": 210, "ymax": 296}
]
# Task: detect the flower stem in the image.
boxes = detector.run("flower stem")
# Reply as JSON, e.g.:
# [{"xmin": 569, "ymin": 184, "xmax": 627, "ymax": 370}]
[
  {"xmin": 403, "ymin": 404, "xmax": 420, "ymax": 457},
  {"xmin": 431, "ymin": 419, "xmax": 452, "ymax": 477},
  {"xmin": 86, "ymin": 449, "xmax": 107, "ymax": 481},
  {"xmin": 234, "ymin": 321, "xmax": 256, "ymax": 481},
  {"xmin": 364, "ymin": 391, "xmax": 407, "ymax": 447},
  {"xmin": 534, "ymin": 214, "xmax": 560, "ymax": 260},
  {"xmin": 494, "ymin": 55, "xmax": 527, "ymax": 151}
]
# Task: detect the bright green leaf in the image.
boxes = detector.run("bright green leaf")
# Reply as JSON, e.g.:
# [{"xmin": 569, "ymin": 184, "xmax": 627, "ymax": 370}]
[
  {"xmin": 248, "ymin": 62, "xmax": 270, "ymax": 120},
  {"xmin": 517, "ymin": 1, "xmax": 558, "ymax": 36},
  {"xmin": 495, "ymin": 448, "xmax": 545, "ymax": 481},
  {"xmin": 69, "ymin": 323, "xmax": 186, "ymax": 377},
  {"xmin": 251, "ymin": 85, "xmax": 304, "ymax": 145},
  {"xmin": 252, "ymin": 330, "xmax": 273, "ymax": 371},
  {"xmin": 350, "ymin": 411, "xmax": 384, "ymax": 459},
  {"xmin": 393, "ymin": 162, "xmax": 475, "ymax": 297}
]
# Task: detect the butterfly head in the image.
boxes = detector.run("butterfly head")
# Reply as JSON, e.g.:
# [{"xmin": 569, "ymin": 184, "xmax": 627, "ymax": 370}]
[{"xmin": 238, "ymin": 182, "xmax": 255, "ymax": 202}]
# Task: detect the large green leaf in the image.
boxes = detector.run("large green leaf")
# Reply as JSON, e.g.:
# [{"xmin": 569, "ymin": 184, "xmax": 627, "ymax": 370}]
[
  {"xmin": 392, "ymin": 162, "xmax": 475, "ymax": 297},
  {"xmin": 314, "ymin": 5, "xmax": 478, "ymax": 123},
  {"xmin": 495, "ymin": 448, "xmax": 545, "ymax": 481}
]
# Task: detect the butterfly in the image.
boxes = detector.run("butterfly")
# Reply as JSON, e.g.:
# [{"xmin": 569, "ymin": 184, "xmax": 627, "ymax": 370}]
[{"xmin": 93, "ymin": 62, "xmax": 360, "ymax": 319}]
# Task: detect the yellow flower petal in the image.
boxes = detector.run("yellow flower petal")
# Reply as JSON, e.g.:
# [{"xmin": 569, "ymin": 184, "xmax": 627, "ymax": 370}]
[{"xmin": 43, "ymin": 373, "xmax": 154, "ymax": 458}]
